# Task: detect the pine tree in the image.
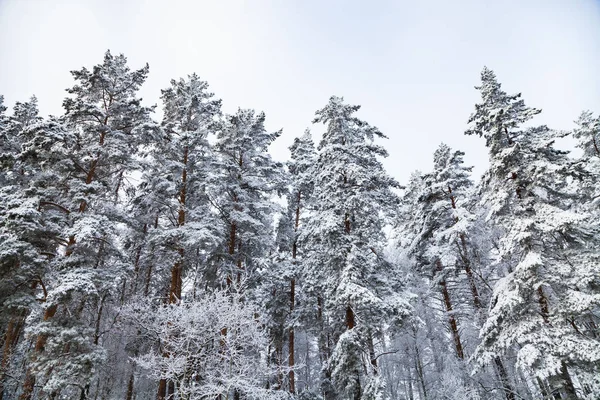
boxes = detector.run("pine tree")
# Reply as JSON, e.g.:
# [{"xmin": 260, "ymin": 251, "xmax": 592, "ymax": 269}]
[
  {"xmin": 134, "ymin": 73, "xmax": 223, "ymax": 399},
  {"xmin": 266, "ymin": 130, "xmax": 316, "ymax": 393},
  {"xmin": 302, "ymin": 96, "xmax": 408, "ymax": 399},
  {"xmin": 467, "ymin": 68, "xmax": 600, "ymax": 399},
  {"xmin": 208, "ymin": 108, "xmax": 286, "ymax": 288},
  {"xmin": 0, "ymin": 98, "xmax": 71, "ymax": 399},
  {"xmin": 20, "ymin": 51, "xmax": 156, "ymax": 400}
]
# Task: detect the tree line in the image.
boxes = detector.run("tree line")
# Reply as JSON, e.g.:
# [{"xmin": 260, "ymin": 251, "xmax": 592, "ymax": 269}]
[{"xmin": 0, "ymin": 51, "xmax": 598, "ymax": 400}]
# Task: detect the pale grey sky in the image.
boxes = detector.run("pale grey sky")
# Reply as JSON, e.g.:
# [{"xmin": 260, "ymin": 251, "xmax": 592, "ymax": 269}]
[{"xmin": 1, "ymin": 0, "xmax": 599, "ymax": 183}]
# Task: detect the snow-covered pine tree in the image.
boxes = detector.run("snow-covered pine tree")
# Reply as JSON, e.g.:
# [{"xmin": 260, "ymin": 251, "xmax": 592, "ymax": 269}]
[
  {"xmin": 302, "ymin": 96, "xmax": 408, "ymax": 400},
  {"xmin": 467, "ymin": 67, "xmax": 600, "ymax": 399},
  {"xmin": 0, "ymin": 98, "xmax": 72, "ymax": 399},
  {"xmin": 208, "ymin": 108, "xmax": 286, "ymax": 288},
  {"xmin": 393, "ymin": 144, "xmax": 490, "ymax": 398},
  {"xmin": 203, "ymin": 108, "xmax": 285, "ymax": 399},
  {"xmin": 265, "ymin": 130, "xmax": 316, "ymax": 393},
  {"xmin": 132, "ymin": 73, "xmax": 223, "ymax": 399},
  {"xmin": 20, "ymin": 51, "xmax": 156, "ymax": 400}
]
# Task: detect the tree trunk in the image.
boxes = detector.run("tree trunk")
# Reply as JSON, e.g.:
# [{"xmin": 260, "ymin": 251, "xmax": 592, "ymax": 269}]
[
  {"xmin": 125, "ymin": 368, "xmax": 135, "ymax": 400},
  {"xmin": 288, "ymin": 193, "xmax": 301, "ymax": 394},
  {"xmin": 156, "ymin": 379, "xmax": 167, "ymax": 400},
  {"xmin": 288, "ymin": 278, "xmax": 296, "ymax": 394},
  {"xmin": 436, "ymin": 261, "xmax": 464, "ymax": 359},
  {"xmin": 414, "ymin": 345, "xmax": 428, "ymax": 400}
]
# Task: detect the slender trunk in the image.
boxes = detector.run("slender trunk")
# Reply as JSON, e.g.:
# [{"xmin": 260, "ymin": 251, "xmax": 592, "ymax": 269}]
[
  {"xmin": 80, "ymin": 385, "xmax": 89, "ymax": 400},
  {"xmin": 227, "ymin": 222, "xmax": 236, "ymax": 287},
  {"xmin": 169, "ymin": 254, "xmax": 183, "ymax": 304},
  {"xmin": 114, "ymin": 169, "xmax": 124, "ymax": 204},
  {"xmin": 288, "ymin": 192, "xmax": 301, "ymax": 394},
  {"xmin": 436, "ymin": 261, "xmax": 464, "ymax": 359},
  {"xmin": 288, "ymin": 278, "xmax": 296, "ymax": 394},
  {"xmin": 593, "ymin": 136, "xmax": 599, "ymax": 157},
  {"xmin": 447, "ymin": 186, "xmax": 482, "ymax": 310},
  {"xmin": 125, "ymin": 368, "xmax": 135, "ymax": 400},
  {"xmin": 414, "ymin": 345, "xmax": 428, "ymax": 400}
]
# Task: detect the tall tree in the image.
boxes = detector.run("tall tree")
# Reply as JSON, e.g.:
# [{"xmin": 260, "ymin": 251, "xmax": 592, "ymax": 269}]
[
  {"xmin": 140, "ymin": 73, "xmax": 223, "ymax": 399},
  {"xmin": 21, "ymin": 51, "xmax": 156, "ymax": 399},
  {"xmin": 208, "ymin": 108, "xmax": 286, "ymax": 288},
  {"xmin": 467, "ymin": 67, "xmax": 600, "ymax": 399},
  {"xmin": 302, "ymin": 96, "xmax": 409, "ymax": 400}
]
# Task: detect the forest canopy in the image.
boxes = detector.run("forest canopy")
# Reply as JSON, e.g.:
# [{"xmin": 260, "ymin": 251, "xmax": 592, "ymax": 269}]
[{"xmin": 0, "ymin": 51, "xmax": 599, "ymax": 400}]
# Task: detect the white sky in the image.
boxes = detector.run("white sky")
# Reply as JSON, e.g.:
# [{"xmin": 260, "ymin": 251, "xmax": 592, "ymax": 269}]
[{"xmin": 1, "ymin": 0, "xmax": 599, "ymax": 183}]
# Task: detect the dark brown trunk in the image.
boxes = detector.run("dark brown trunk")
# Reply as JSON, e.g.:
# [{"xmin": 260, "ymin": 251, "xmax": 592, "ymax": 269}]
[
  {"xmin": 20, "ymin": 372, "xmax": 35, "ymax": 400},
  {"xmin": 505, "ymin": 127, "xmax": 513, "ymax": 145},
  {"xmin": 510, "ymin": 172, "xmax": 522, "ymax": 199},
  {"xmin": 169, "ymin": 254, "xmax": 183, "ymax": 304},
  {"xmin": 125, "ymin": 369, "xmax": 135, "ymax": 400},
  {"xmin": 593, "ymin": 136, "xmax": 599, "ymax": 157},
  {"xmin": 65, "ymin": 235, "xmax": 76, "ymax": 257},
  {"xmin": 93, "ymin": 295, "xmax": 106, "ymax": 346},
  {"xmin": 346, "ymin": 305, "xmax": 355, "ymax": 330},
  {"xmin": 344, "ymin": 212, "xmax": 351, "ymax": 234},
  {"xmin": 227, "ymin": 222, "xmax": 237, "ymax": 287},
  {"xmin": 436, "ymin": 261, "xmax": 464, "ymax": 359},
  {"xmin": 178, "ymin": 147, "xmax": 188, "ymax": 227},
  {"xmin": 156, "ymin": 379, "xmax": 167, "ymax": 400},
  {"xmin": 236, "ymin": 242, "xmax": 243, "ymax": 284}
]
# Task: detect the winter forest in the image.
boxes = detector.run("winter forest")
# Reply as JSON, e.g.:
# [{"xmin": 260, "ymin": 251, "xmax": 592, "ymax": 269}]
[{"xmin": 0, "ymin": 50, "xmax": 598, "ymax": 400}]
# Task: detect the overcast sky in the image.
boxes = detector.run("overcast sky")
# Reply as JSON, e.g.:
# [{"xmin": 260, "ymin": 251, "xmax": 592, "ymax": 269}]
[{"xmin": 1, "ymin": 0, "xmax": 599, "ymax": 183}]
